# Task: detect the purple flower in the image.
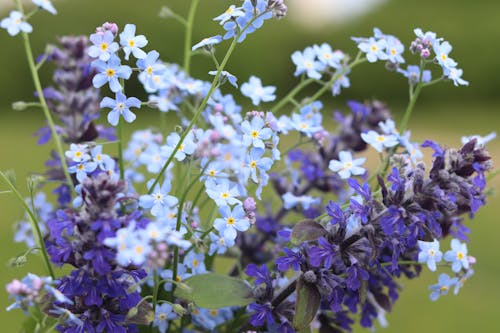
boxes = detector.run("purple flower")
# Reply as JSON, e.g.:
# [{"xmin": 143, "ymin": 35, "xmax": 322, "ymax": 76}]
[
  {"xmin": 249, "ymin": 302, "xmax": 274, "ymax": 327},
  {"xmin": 245, "ymin": 264, "xmax": 272, "ymax": 285},
  {"xmin": 276, "ymin": 248, "xmax": 302, "ymax": 271},
  {"xmin": 308, "ymin": 237, "xmax": 338, "ymax": 269}
]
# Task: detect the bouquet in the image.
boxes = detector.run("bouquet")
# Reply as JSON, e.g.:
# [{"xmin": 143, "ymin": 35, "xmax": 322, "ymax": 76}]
[{"xmin": 1, "ymin": 0, "xmax": 496, "ymax": 332}]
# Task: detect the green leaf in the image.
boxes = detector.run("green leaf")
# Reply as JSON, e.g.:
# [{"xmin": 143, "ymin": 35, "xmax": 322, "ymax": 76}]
[
  {"xmin": 293, "ymin": 278, "xmax": 320, "ymax": 331},
  {"xmin": 174, "ymin": 273, "xmax": 254, "ymax": 308},
  {"xmin": 291, "ymin": 219, "xmax": 327, "ymax": 245}
]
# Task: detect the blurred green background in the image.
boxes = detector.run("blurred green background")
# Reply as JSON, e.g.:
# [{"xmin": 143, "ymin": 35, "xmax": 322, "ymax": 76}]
[{"xmin": 0, "ymin": 0, "xmax": 498, "ymax": 332}]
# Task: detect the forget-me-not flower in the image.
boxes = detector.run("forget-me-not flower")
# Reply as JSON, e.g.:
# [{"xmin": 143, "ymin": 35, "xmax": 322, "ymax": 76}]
[
  {"xmin": 153, "ymin": 303, "xmax": 177, "ymax": 333},
  {"xmin": 444, "ymin": 67, "xmax": 468, "ymax": 86},
  {"xmin": 137, "ymin": 50, "xmax": 166, "ymax": 92},
  {"xmin": 241, "ymin": 76, "xmax": 276, "ymax": 105},
  {"xmin": 100, "ymin": 92, "xmax": 141, "ymax": 126},
  {"xmin": 32, "ymin": 0, "xmax": 57, "ymax": 14},
  {"xmin": 241, "ymin": 116, "xmax": 273, "ymax": 149},
  {"xmin": 88, "ymin": 31, "xmax": 119, "ymax": 61},
  {"xmin": 291, "ymin": 46, "xmax": 324, "ymax": 79},
  {"xmin": 429, "ymin": 273, "xmax": 458, "ymax": 301},
  {"xmin": 192, "ymin": 35, "xmax": 223, "ymax": 51},
  {"xmin": 444, "ymin": 239, "xmax": 469, "ymax": 273},
  {"xmin": 139, "ymin": 179, "xmax": 178, "ymax": 217},
  {"xmin": 328, "ymin": 151, "xmax": 366, "ymax": 179},
  {"xmin": 213, "ymin": 5, "xmax": 245, "ymax": 25},
  {"xmin": 1, "ymin": 11, "xmax": 32, "ymax": 36},
  {"xmin": 357, "ymin": 37, "xmax": 388, "ymax": 63},
  {"xmin": 213, "ymin": 205, "xmax": 249, "ymax": 241},
  {"xmin": 119, "ymin": 23, "xmax": 148, "ymax": 60},
  {"xmin": 92, "ymin": 55, "xmax": 132, "ymax": 92},
  {"xmin": 433, "ymin": 40, "xmax": 457, "ymax": 70},
  {"xmin": 209, "ymin": 70, "xmax": 238, "ymax": 88},
  {"xmin": 205, "ymin": 180, "xmax": 241, "ymax": 207},
  {"xmin": 417, "ymin": 239, "xmax": 443, "ymax": 271},
  {"xmin": 361, "ymin": 130, "xmax": 399, "ymax": 153}
]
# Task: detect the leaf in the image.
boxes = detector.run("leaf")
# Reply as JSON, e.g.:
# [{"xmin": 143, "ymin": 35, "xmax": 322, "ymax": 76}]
[
  {"xmin": 174, "ymin": 273, "xmax": 254, "ymax": 308},
  {"xmin": 291, "ymin": 219, "xmax": 327, "ymax": 245},
  {"xmin": 293, "ymin": 278, "xmax": 321, "ymax": 330}
]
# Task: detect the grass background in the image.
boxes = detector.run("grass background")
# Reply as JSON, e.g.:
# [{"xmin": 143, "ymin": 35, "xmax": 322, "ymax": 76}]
[{"xmin": 0, "ymin": 0, "xmax": 499, "ymax": 331}]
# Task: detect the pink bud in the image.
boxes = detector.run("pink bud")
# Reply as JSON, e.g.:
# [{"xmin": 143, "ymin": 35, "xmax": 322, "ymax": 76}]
[
  {"xmin": 6, "ymin": 280, "xmax": 23, "ymax": 295},
  {"xmin": 468, "ymin": 256, "xmax": 477, "ymax": 265},
  {"xmin": 420, "ymin": 48, "xmax": 431, "ymax": 59}
]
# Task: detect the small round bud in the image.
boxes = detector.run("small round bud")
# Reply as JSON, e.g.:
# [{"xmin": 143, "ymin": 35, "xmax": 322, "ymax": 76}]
[
  {"xmin": 243, "ymin": 197, "xmax": 257, "ymax": 212},
  {"xmin": 303, "ymin": 270, "xmax": 317, "ymax": 284},
  {"xmin": 420, "ymin": 48, "xmax": 431, "ymax": 59}
]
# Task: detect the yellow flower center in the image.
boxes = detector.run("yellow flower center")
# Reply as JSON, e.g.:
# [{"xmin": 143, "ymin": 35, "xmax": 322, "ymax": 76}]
[
  {"xmin": 192, "ymin": 259, "xmax": 199, "ymax": 267},
  {"xmin": 227, "ymin": 217, "xmax": 235, "ymax": 225},
  {"xmin": 376, "ymin": 135, "xmax": 385, "ymax": 142},
  {"xmin": 457, "ymin": 252, "xmax": 464, "ymax": 260},
  {"xmin": 100, "ymin": 43, "xmax": 108, "ymax": 51},
  {"xmin": 210, "ymin": 309, "xmax": 218, "ymax": 316},
  {"xmin": 208, "ymin": 170, "xmax": 216, "ymax": 177},
  {"xmin": 304, "ymin": 61, "xmax": 313, "ymax": 69},
  {"xmin": 439, "ymin": 285, "xmax": 448, "ymax": 292},
  {"xmin": 106, "ymin": 69, "xmax": 115, "ymax": 77},
  {"xmin": 135, "ymin": 245, "xmax": 144, "ymax": 254},
  {"xmin": 221, "ymin": 192, "xmax": 229, "ymax": 199},
  {"xmin": 250, "ymin": 161, "xmax": 257, "ymax": 168},
  {"xmin": 251, "ymin": 130, "xmax": 259, "ymax": 138},
  {"xmin": 146, "ymin": 66, "xmax": 153, "ymax": 75},
  {"xmin": 128, "ymin": 39, "xmax": 135, "ymax": 47},
  {"xmin": 371, "ymin": 45, "xmax": 378, "ymax": 52},
  {"xmin": 390, "ymin": 48, "xmax": 397, "ymax": 55},
  {"xmin": 441, "ymin": 53, "xmax": 447, "ymax": 61},
  {"xmin": 158, "ymin": 313, "xmax": 167, "ymax": 321}
]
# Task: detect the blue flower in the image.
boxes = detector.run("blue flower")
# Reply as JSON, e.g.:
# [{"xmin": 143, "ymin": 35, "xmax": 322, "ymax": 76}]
[
  {"xmin": 308, "ymin": 237, "xmax": 338, "ymax": 269},
  {"xmin": 153, "ymin": 303, "xmax": 177, "ymax": 333},
  {"xmin": 291, "ymin": 46, "xmax": 324, "ymax": 79},
  {"xmin": 32, "ymin": 0, "xmax": 57, "ymax": 14},
  {"xmin": 276, "ymin": 248, "xmax": 302, "ymax": 271},
  {"xmin": 205, "ymin": 180, "xmax": 242, "ymax": 207},
  {"xmin": 332, "ymin": 67, "xmax": 351, "ymax": 96},
  {"xmin": 314, "ymin": 43, "xmax": 343, "ymax": 68},
  {"xmin": 444, "ymin": 67, "xmax": 468, "ymax": 86},
  {"xmin": 385, "ymin": 36, "xmax": 405, "ymax": 63},
  {"xmin": 241, "ymin": 116, "xmax": 273, "ymax": 149},
  {"xmin": 433, "ymin": 40, "xmax": 457, "ymax": 70},
  {"xmin": 444, "ymin": 239, "xmax": 469, "ymax": 272},
  {"xmin": 357, "ymin": 37, "xmax": 388, "ymax": 63},
  {"xmin": 208, "ymin": 232, "xmax": 235, "ymax": 255},
  {"xmin": 209, "ymin": 70, "xmax": 238, "ymax": 88},
  {"xmin": 1, "ymin": 11, "xmax": 32, "ymax": 36},
  {"xmin": 91, "ymin": 55, "xmax": 132, "ymax": 92},
  {"xmin": 213, "ymin": 5, "xmax": 245, "ymax": 25},
  {"xmin": 397, "ymin": 65, "xmax": 431, "ymax": 84},
  {"xmin": 162, "ymin": 131, "xmax": 197, "ymax": 162},
  {"xmin": 213, "ymin": 204, "xmax": 250, "ymax": 240},
  {"xmin": 245, "ymin": 263, "xmax": 271, "ymax": 285},
  {"xmin": 139, "ymin": 179, "xmax": 178, "ymax": 217},
  {"xmin": 88, "ymin": 31, "xmax": 119, "ymax": 61},
  {"xmin": 100, "ymin": 92, "xmax": 141, "ymax": 126},
  {"xmin": 241, "ymin": 76, "xmax": 276, "ymax": 105},
  {"xmin": 328, "ymin": 151, "xmax": 366, "ymax": 179},
  {"xmin": 282, "ymin": 192, "xmax": 320, "ymax": 210},
  {"xmin": 184, "ymin": 251, "xmax": 207, "ymax": 274},
  {"xmin": 119, "ymin": 23, "xmax": 148, "ymax": 60},
  {"xmin": 417, "ymin": 239, "xmax": 443, "ymax": 271},
  {"xmin": 65, "ymin": 143, "xmax": 90, "ymax": 163},
  {"xmin": 249, "ymin": 303, "xmax": 274, "ymax": 327},
  {"xmin": 192, "ymin": 35, "xmax": 223, "ymax": 51},
  {"xmin": 361, "ymin": 130, "xmax": 399, "ymax": 153},
  {"xmin": 429, "ymin": 273, "xmax": 458, "ymax": 301},
  {"xmin": 137, "ymin": 50, "xmax": 167, "ymax": 92},
  {"xmin": 243, "ymin": 147, "xmax": 273, "ymax": 183}
]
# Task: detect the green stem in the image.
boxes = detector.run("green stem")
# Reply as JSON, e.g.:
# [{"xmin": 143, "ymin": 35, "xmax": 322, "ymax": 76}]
[
  {"xmin": 151, "ymin": 269, "xmax": 159, "ymax": 332},
  {"xmin": 183, "ymin": 0, "xmax": 200, "ymax": 75},
  {"xmin": 16, "ymin": 0, "xmax": 73, "ymax": 194},
  {"xmin": 117, "ymin": 121, "xmax": 125, "ymax": 180},
  {"xmin": 399, "ymin": 59, "xmax": 426, "ymax": 133},
  {"xmin": 0, "ymin": 172, "xmax": 55, "ymax": 279},
  {"xmin": 269, "ymin": 78, "xmax": 315, "ymax": 113}
]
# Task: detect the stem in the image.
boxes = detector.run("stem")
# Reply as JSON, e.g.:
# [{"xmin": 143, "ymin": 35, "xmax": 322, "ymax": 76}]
[
  {"xmin": 271, "ymin": 276, "xmax": 298, "ymax": 307},
  {"xmin": 399, "ymin": 59, "xmax": 426, "ymax": 133},
  {"xmin": 117, "ymin": 120, "xmax": 125, "ymax": 180},
  {"xmin": 269, "ymin": 78, "xmax": 315, "ymax": 113},
  {"xmin": 16, "ymin": 0, "xmax": 73, "ymax": 194},
  {"xmin": 0, "ymin": 172, "xmax": 55, "ymax": 279},
  {"xmin": 151, "ymin": 269, "xmax": 159, "ymax": 332},
  {"xmin": 183, "ymin": 0, "xmax": 200, "ymax": 75}
]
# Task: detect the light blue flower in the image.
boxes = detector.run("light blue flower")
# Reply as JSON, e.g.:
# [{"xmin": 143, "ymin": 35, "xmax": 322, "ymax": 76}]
[
  {"xmin": 361, "ymin": 130, "xmax": 399, "ymax": 153},
  {"xmin": 314, "ymin": 43, "xmax": 342, "ymax": 68},
  {"xmin": 209, "ymin": 70, "xmax": 238, "ymax": 88},
  {"xmin": 205, "ymin": 179, "xmax": 242, "ymax": 207},
  {"xmin": 213, "ymin": 205, "xmax": 249, "ymax": 241},
  {"xmin": 208, "ymin": 232, "xmax": 235, "ymax": 255},
  {"xmin": 282, "ymin": 192, "xmax": 320, "ymax": 210},
  {"xmin": 100, "ymin": 92, "xmax": 141, "ymax": 126},
  {"xmin": 91, "ymin": 55, "xmax": 132, "ymax": 92},
  {"xmin": 32, "ymin": 0, "xmax": 57, "ymax": 14},
  {"xmin": 160, "ymin": 264, "xmax": 192, "ymax": 292},
  {"xmin": 444, "ymin": 67, "xmax": 468, "ymax": 86},
  {"xmin": 65, "ymin": 143, "xmax": 90, "ymax": 163},
  {"xmin": 429, "ymin": 273, "xmax": 458, "ymax": 301},
  {"xmin": 137, "ymin": 50, "xmax": 167, "ymax": 92},
  {"xmin": 357, "ymin": 37, "xmax": 388, "ymax": 63},
  {"xmin": 68, "ymin": 159, "xmax": 97, "ymax": 183},
  {"xmin": 1, "ymin": 11, "xmax": 32, "ymax": 36},
  {"xmin": 88, "ymin": 31, "xmax": 119, "ymax": 61},
  {"xmin": 192, "ymin": 35, "xmax": 223, "ymax": 51},
  {"xmin": 119, "ymin": 23, "xmax": 148, "ymax": 60},
  {"xmin": 153, "ymin": 303, "xmax": 177, "ymax": 333},
  {"xmin": 444, "ymin": 239, "xmax": 469, "ymax": 273},
  {"xmin": 332, "ymin": 68, "xmax": 351, "ymax": 96},
  {"xmin": 385, "ymin": 37, "xmax": 405, "ymax": 63},
  {"xmin": 139, "ymin": 179, "xmax": 178, "ymax": 217},
  {"xmin": 417, "ymin": 239, "xmax": 443, "ymax": 272},
  {"xmin": 162, "ymin": 131, "xmax": 197, "ymax": 162},
  {"xmin": 184, "ymin": 251, "xmax": 207, "ymax": 274},
  {"xmin": 213, "ymin": 5, "xmax": 245, "ymax": 25},
  {"xmin": 291, "ymin": 46, "xmax": 324, "ymax": 79},
  {"xmin": 414, "ymin": 28, "xmax": 438, "ymax": 45},
  {"xmin": 243, "ymin": 147, "xmax": 273, "ymax": 183},
  {"xmin": 328, "ymin": 151, "xmax": 366, "ymax": 179},
  {"xmin": 433, "ymin": 40, "xmax": 457, "ymax": 70},
  {"xmin": 397, "ymin": 65, "xmax": 431, "ymax": 84},
  {"xmin": 241, "ymin": 76, "xmax": 276, "ymax": 105},
  {"xmin": 241, "ymin": 116, "xmax": 273, "ymax": 149}
]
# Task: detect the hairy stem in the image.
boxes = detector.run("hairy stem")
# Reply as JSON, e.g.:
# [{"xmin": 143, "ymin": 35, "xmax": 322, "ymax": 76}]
[{"xmin": 183, "ymin": 0, "xmax": 200, "ymax": 75}]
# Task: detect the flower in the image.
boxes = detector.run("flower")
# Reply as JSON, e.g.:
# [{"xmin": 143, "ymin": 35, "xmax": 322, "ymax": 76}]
[
  {"xmin": 137, "ymin": 50, "xmax": 167, "ymax": 92},
  {"xmin": 153, "ymin": 303, "xmax": 177, "ymax": 333},
  {"xmin": 192, "ymin": 35, "xmax": 223, "ymax": 51},
  {"xmin": 361, "ymin": 130, "xmax": 399, "ymax": 152},
  {"xmin": 433, "ymin": 40, "xmax": 457, "ymax": 70},
  {"xmin": 213, "ymin": 5, "xmax": 245, "ymax": 25},
  {"xmin": 139, "ymin": 179, "xmax": 178, "ymax": 217},
  {"xmin": 241, "ymin": 116, "xmax": 272, "ymax": 149},
  {"xmin": 328, "ymin": 151, "xmax": 366, "ymax": 179},
  {"xmin": 205, "ymin": 180, "xmax": 242, "ymax": 207},
  {"xmin": 209, "ymin": 70, "xmax": 238, "ymax": 88},
  {"xmin": 91, "ymin": 55, "xmax": 132, "ymax": 92},
  {"xmin": 291, "ymin": 46, "xmax": 324, "ymax": 79},
  {"xmin": 444, "ymin": 239, "xmax": 469, "ymax": 272},
  {"xmin": 88, "ymin": 31, "xmax": 119, "ymax": 61},
  {"xmin": 100, "ymin": 92, "xmax": 141, "ymax": 126},
  {"xmin": 241, "ymin": 76, "xmax": 276, "ymax": 105},
  {"xmin": 119, "ymin": 23, "xmax": 148, "ymax": 60},
  {"xmin": 444, "ymin": 67, "xmax": 469, "ymax": 86},
  {"xmin": 213, "ymin": 204, "xmax": 250, "ymax": 240},
  {"xmin": 417, "ymin": 239, "xmax": 443, "ymax": 271},
  {"xmin": 357, "ymin": 37, "xmax": 388, "ymax": 63},
  {"xmin": 429, "ymin": 273, "xmax": 458, "ymax": 301},
  {"xmin": 397, "ymin": 65, "xmax": 431, "ymax": 84},
  {"xmin": 0, "ymin": 11, "xmax": 32, "ymax": 36},
  {"xmin": 32, "ymin": 0, "xmax": 57, "ymax": 15}
]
